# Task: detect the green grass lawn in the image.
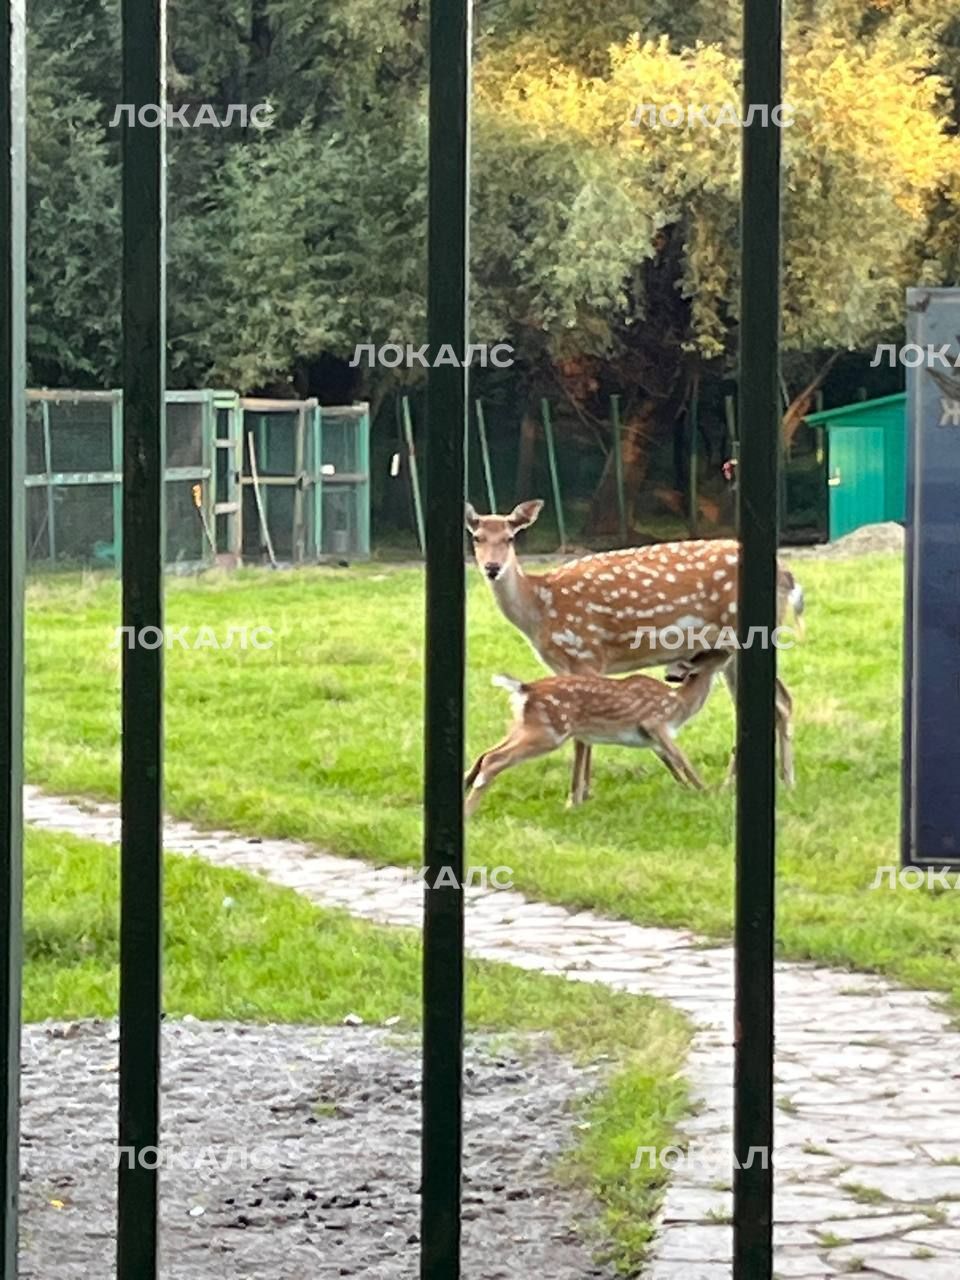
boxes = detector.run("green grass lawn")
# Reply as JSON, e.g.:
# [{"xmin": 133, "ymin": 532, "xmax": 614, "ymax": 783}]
[
  {"xmin": 22, "ymin": 550, "xmax": 960, "ymax": 1006},
  {"xmin": 25, "ymin": 824, "xmax": 689, "ymax": 1271}
]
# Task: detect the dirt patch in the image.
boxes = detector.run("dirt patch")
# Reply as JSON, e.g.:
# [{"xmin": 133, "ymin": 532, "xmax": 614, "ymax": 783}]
[
  {"xmin": 783, "ymin": 521, "xmax": 905, "ymax": 560},
  {"xmin": 19, "ymin": 1019, "xmax": 616, "ymax": 1279}
]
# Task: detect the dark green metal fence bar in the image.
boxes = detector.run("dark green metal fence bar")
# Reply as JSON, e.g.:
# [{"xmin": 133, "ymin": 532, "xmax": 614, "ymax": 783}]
[
  {"xmin": 0, "ymin": 0, "xmax": 26, "ymax": 1271},
  {"xmin": 474, "ymin": 399, "xmax": 497, "ymax": 512},
  {"xmin": 539, "ymin": 398, "xmax": 567, "ymax": 550},
  {"xmin": 421, "ymin": 0, "xmax": 470, "ymax": 1275},
  {"xmin": 117, "ymin": 2, "xmax": 166, "ymax": 1276},
  {"xmin": 610, "ymin": 394, "xmax": 627, "ymax": 544},
  {"xmin": 734, "ymin": 0, "xmax": 782, "ymax": 1274}
]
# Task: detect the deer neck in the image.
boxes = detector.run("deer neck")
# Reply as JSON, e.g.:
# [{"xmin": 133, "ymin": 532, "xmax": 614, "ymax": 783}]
[
  {"xmin": 490, "ymin": 560, "xmax": 542, "ymax": 639},
  {"xmin": 677, "ymin": 670, "xmax": 717, "ymax": 722}
]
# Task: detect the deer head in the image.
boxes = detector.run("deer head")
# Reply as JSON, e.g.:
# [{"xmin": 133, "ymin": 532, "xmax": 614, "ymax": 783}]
[{"xmin": 464, "ymin": 500, "xmax": 543, "ymax": 583}]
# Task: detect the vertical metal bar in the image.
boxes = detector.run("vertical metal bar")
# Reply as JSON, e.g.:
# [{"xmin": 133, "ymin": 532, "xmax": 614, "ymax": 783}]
[
  {"xmin": 112, "ymin": 393, "xmax": 123, "ymax": 571},
  {"xmin": 202, "ymin": 394, "xmax": 215, "ymax": 562},
  {"xmin": 402, "ymin": 396, "xmax": 427, "ymax": 555},
  {"xmin": 358, "ymin": 407, "xmax": 371, "ymax": 558},
  {"xmin": 41, "ymin": 402, "xmax": 56, "ymax": 562},
  {"xmin": 293, "ymin": 405, "xmax": 305, "ymax": 563},
  {"xmin": 539, "ymin": 398, "xmax": 566, "ymax": 550},
  {"xmin": 474, "ymin": 399, "xmax": 497, "ymax": 512},
  {"xmin": 0, "ymin": 0, "xmax": 26, "ymax": 1271},
  {"xmin": 610, "ymin": 394, "xmax": 626, "ymax": 543},
  {"xmin": 312, "ymin": 406, "xmax": 323, "ymax": 558},
  {"xmin": 421, "ymin": 0, "xmax": 470, "ymax": 1273},
  {"xmin": 734, "ymin": 0, "xmax": 781, "ymax": 1276},
  {"xmin": 117, "ymin": 1, "xmax": 165, "ymax": 1276}
]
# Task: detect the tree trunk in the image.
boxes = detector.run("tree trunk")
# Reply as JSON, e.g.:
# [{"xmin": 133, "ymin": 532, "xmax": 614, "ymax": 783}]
[{"xmin": 513, "ymin": 412, "xmax": 538, "ymax": 508}]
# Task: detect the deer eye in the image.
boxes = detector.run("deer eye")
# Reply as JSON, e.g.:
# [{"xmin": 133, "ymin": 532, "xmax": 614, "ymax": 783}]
[{"xmin": 473, "ymin": 533, "xmax": 486, "ymax": 544}]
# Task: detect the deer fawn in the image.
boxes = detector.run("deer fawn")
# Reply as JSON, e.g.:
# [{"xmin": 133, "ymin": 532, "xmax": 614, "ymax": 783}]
[
  {"xmin": 465, "ymin": 499, "xmax": 802, "ymax": 802},
  {"xmin": 464, "ymin": 648, "xmax": 731, "ymax": 814}
]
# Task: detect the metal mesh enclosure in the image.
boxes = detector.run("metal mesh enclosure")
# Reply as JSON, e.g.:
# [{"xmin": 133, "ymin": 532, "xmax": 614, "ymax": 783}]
[
  {"xmin": 240, "ymin": 400, "xmax": 370, "ymax": 563},
  {"xmin": 25, "ymin": 390, "xmax": 213, "ymax": 569},
  {"xmin": 23, "ymin": 390, "xmax": 371, "ymax": 569}
]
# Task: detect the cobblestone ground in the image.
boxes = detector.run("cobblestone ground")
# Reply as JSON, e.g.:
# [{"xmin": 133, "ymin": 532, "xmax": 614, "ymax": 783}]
[{"xmin": 26, "ymin": 785, "xmax": 960, "ymax": 1279}]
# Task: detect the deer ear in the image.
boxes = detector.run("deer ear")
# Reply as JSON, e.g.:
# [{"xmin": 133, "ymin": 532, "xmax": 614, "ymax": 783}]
[
  {"xmin": 507, "ymin": 499, "xmax": 544, "ymax": 531},
  {"xmin": 464, "ymin": 502, "xmax": 480, "ymax": 533}
]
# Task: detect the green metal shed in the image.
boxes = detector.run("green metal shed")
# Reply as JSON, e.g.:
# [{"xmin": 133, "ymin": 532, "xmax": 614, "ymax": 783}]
[{"xmin": 804, "ymin": 392, "xmax": 906, "ymax": 541}]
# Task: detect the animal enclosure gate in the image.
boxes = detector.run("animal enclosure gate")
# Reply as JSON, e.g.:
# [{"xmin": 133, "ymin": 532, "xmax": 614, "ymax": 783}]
[{"xmin": 23, "ymin": 390, "xmax": 371, "ymax": 567}]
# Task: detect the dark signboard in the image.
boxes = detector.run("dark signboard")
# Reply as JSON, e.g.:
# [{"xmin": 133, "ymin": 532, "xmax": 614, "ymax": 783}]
[{"xmin": 903, "ymin": 287, "xmax": 960, "ymax": 866}]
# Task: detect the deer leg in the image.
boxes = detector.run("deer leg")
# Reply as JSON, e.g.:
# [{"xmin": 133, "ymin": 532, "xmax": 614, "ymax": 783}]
[
  {"xmin": 775, "ymin": 677, "xmax": 795, "ymax": 787},
  {"xmin": 722, "ymin": 660, "xmax": 796, "ymax": 787},
  {"xmin": 568, "ymin": 739, "xmax": 590, "ymax": 808},
  {"xmin": 568, "ymin": 742, "xmax": 591, "ymax": 808},
  {"xmin": 721, "ymin": 661, "xmax": 738, "ymax": 785},
  {"xmin": 652, "ymin": 732, "xmax": 707, "ymax": 791},
  {"xmin": 465, "ymin": 728, "xmax": 559, "ymax": 816}
]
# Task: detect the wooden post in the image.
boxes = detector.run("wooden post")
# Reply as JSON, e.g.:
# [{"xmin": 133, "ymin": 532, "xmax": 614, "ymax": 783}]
[{"xmin": 402, "ymin": 396, "xmax": 427, "ymax": 554}]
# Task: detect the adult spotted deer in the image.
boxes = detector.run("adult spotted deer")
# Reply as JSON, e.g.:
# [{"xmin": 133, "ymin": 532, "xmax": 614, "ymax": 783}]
[
  {"xmin": 465, "ymin": 499, "xmax": 802, "ymax": 802},
  {"xmin": 464, "ymin": 649, "xmax": 731, "ymax": 814}
]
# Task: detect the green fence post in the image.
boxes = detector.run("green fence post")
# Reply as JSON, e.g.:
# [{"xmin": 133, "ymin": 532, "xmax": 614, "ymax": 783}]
[
  {"xmin": 475, "ymin": 399, "xmax": 497, "ymax": 512},
  {"xmin": 0, "ymin": 0, "xmax": 26, "ymax": 1271},
  {"xmin": 117, "ymin": 1, "xmax": 165, "ymax": 1277},
  {"xmin": 41, "ymin": 401, "xmax": 56, "ymax": 562},
  {"xmin": 421, "ymin": 0, "xmax": 470, "ymax": 1273},
  {"xmin": 539, "ymin": 398, "xmax": 567, "ymax": 550},
  {"xmin": 358, "ymin": 405, "xmax": 371, "ymax": 558},
  {"xmin": 735, "ymin": 0, "xmax": 782, "ymax": 1273},
  {"xmin": 112, "ymin": 393, "xmax": 123, "ymax": 570},
  {"xmin": 610, "ymin": 393, "xmax": 627, "ymax": 543},
  {"xmin": 401, "ymin": 396, "xmax": 426, "ymax": 554}
]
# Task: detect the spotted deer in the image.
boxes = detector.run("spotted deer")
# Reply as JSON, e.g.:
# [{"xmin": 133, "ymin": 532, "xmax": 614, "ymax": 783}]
[
  {"xmin": 464, "ymin": 648, "xmax": 731, "ymax": 814},
  {"xmin": 465, "ymin": 499, "xmax": 802, "ymax": 802}
]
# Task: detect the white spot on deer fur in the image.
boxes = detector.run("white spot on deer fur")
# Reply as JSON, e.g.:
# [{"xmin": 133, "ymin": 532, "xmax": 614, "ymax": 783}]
[
  {"xmin": 725, "ymin": 554, "xmax": 738, "ymax": 566},
  {"xmin": 710, "ymin": 591, "xmax": 719, "ymax": 602},
  {"xmin": 676, "ymin": 614, "xmax": 705, "ymax": 630},
  {"xmin": 728, "ymin": 602, "xmax": 738, "ymax": 616},
  {"xmin": 665, "ymin": 572, "xmax": 676, "ymax": 583},
  {"xmin": 548, "ymin": 608, "xmax": 558, "ymax": 619},
  {"xmin": 552, "ymin": 628, "xmax": 583, "ymax": 650},
  {"xmin": 723, "ymin": 579, "xmax": 734, "ymax": 591},
  {"xmin": 713, "ymin": 570, "xmax": 726, "ymax": 580},
  {"xmin": 656, "ymin": 592, "xmax": 666, "ymax": 601}
]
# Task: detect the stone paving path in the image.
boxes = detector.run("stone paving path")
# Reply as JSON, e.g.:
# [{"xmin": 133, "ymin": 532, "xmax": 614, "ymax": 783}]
[{"xmin": 25, "ymin": 784, "xmax": 960, "ymax": 1279}]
